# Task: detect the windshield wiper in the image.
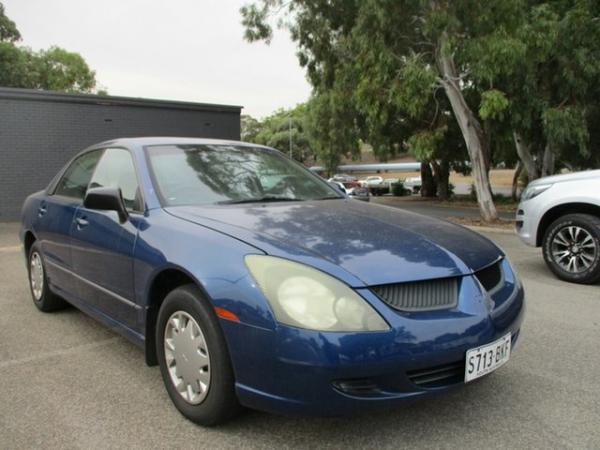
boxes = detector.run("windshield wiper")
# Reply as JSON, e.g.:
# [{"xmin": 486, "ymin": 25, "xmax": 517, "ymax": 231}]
[
  {"xmin": 216, "ymin": 196, "xmax": 303, "ymax": 205},
  {"xmin": 315, "ymin": 196, "xmax": 344, "ymax": 200}
]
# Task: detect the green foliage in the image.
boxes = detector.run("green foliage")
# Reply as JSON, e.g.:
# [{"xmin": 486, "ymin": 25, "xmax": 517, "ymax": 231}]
[
  {"xmin": 407, "ymin": 127, "xmax": 447, "ymax": 162},
  {"xmin": 388, "ymin": 56, "xmax": 437, "ymax": 120},
  {"xmin": 543, "ymin": 107, "xmax": 589, "ymax": 156},
  {"xmin": 463, "ymin": 30, "xmax": 527, "ymax": 83},
  {"xmin": 249, "ymin": 104, "xmax": 315, "ymax": 163},
  {"xmin": 240, "ymin": 0, "xmax": 495, "ymax": 174},
  {"xmin": 0, "ymin": 3, "xmax": 100, "ymax": 93},
  {"xmin": 0, "ymin": 42, "xmax": 34, "ymax": 87},
  {"xmin": 498, "ymin": 1, "xmax": 600, "ymax": 175},
  {"xmin": 241, "ymin": 0, "xmax": 600, "ymax": 191},
  {"xmin": 33, "ymin": 47, "xmax": 96, "ymax": 92},
  {"xmin": 0, "ymin": 3, "xmax": 19, "ymax": 42},
  {"xmin": 391, "ymin": 181, "xmax": 407, "ymax": 197},
  {"xmin": 305, "ymin": 91, "xmax": 360, "ymax": 174},
  {"xmin": 479, "ymin": 90, "xmax": 510, "ymax": 121},
  {"xmin": 240, "ymin": 2, "xmax": 275, "ymax": 43},
  {"xmin": 240, "ymin": 115, "xmax": 261, "ymax": 142}
]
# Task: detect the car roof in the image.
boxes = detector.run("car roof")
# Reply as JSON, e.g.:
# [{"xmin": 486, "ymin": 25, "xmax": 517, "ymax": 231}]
[{"xmin": 90, "ymin": 136, "xmax": 270, "ymax": 151}]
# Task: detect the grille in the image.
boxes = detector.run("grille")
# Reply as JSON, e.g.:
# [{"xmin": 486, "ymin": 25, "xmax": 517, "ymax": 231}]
[
  {"xmin": 371, "ymin": 277, "xmax": 458, "ymax": 312},
  {"xmin": 407, "ymin": 361, "xmax": 465, "ymax": 388},
  {"xmin": 474, "ymin": 260, "xmax": 502, "ymax": 292}
]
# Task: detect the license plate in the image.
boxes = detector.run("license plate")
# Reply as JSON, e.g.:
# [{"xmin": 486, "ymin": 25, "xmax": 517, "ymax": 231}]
[{"xmin": 465, "ymin": 333, "xmax": 511, "ymax": 382}]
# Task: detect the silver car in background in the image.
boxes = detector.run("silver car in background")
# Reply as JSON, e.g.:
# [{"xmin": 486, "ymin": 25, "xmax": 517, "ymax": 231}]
[{"xmin": 516, "ymin": 170, "xmax": 600, "ymax": 284}]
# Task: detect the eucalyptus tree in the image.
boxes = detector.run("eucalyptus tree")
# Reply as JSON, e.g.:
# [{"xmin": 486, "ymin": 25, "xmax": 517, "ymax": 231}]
[
  {"xmin": 241, "ymin": 114, "xmax": 261, "ymax": 142},
  {"xmin": 242, "ymin": 0, "xmax": 534, "ymax": 221},
  {"xmin": 502, "ymin": 1, "xmax": 600, "ymax": 180},
  {"xmin": 0, "ymin": 2, "xmax": 18, "ymax": 42},
  {"xmin": 254, "ymin": 104, "xmax": 314, "ymax": 163}
]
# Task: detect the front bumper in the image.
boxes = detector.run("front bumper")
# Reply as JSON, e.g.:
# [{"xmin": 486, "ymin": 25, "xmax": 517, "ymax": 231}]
[
  {"xmin": 222, "ymin": 270, "xmax": 525, "ymax": 416},
  {"xmin": 516, "ymin": 198, "xmax": 546, "ymax": 247}
]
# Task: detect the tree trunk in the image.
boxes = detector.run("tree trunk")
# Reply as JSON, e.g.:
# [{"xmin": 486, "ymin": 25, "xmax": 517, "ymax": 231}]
[
  {"xmin": 436, "ymin": 34, "xmax": 498, "ymax": 221},
  {"xmin": 420, "ymin": 162, "xmax": 436, "ymax": 197},
  {"xmin": 483, "ymin": 121, "xmax": 492, "ymax": 174},
  {"xmin": 432, "ymin": 160, "xmax": 450, "ymax": 199},
  {"xmin": 513, "ymin": 131, "xmax": 539, "ymax": 180},
  {"xmin": 541, "ymin": 143, "xmax": 555, "ymax": 177},
  {"xmin": 511, "ymin": 160, "xmax": 523, "ymax": 201}
]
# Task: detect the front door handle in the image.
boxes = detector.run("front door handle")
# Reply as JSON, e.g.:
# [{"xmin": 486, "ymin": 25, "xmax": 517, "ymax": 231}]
[
  {"xmin": 75, "ymin": 217, "xmax": 89, "ymax": 229},
  {"xmin": 38, "ymin": 205, "xmax": 47, "ymax": 217}
]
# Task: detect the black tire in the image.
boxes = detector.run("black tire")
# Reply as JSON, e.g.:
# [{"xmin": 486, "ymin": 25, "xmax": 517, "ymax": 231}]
[
  {"xmin": 542, "ymin": 213, "xmax": 600, "ymax": 284},
  {"xmin": 27, "ymin": 242, "xmax": 68, "ymax": 312},
  {"xmin": 156, "ymin": 284, "xmax": 241, "ymax": 426}
]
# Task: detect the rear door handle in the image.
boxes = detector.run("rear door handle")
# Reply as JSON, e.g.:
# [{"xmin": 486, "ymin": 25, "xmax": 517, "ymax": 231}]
[
  {"xmin": 38, "ymin": 205, "xmax": 47, "ymax": 217},
  {"xmin": 75, "ymin": 217, "xmax": 89, "ymax": 229}
]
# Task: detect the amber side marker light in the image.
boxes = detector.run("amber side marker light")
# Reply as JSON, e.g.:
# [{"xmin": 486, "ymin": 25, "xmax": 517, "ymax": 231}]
[{"xmin": 214, "ymin": 306, "xmax": 240, "ymax": 322}]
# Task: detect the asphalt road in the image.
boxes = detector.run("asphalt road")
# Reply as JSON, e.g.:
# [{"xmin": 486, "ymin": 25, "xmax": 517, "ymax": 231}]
[{"xmin": 1, "ymin": 222, "xmax": 599, "ymax": 450}]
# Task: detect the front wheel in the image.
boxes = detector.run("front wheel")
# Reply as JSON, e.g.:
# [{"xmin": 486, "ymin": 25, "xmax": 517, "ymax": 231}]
[
  {"xmin": 542, "ymin": 214, "xmax": 600, "ymax": 284},
  {"xmin": 156, "ymin": 284, "xmax": 241, "ymax": 426}
]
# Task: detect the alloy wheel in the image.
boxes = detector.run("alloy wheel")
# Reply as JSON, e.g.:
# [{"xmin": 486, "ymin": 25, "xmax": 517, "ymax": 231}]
[
  {"xmin": 551, "ymin": 226, "xmax": 598, "ymax": 273},
  {"xmin": 164, "ymin": 311, "xmax": 211, "ymax": 405},
  {"xmin": 30, "ymin": 252, "xmax": 44, "ymax": 301}
]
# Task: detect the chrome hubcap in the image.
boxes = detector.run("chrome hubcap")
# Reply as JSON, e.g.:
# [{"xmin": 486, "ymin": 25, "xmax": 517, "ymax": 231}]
[
  {"xmin": 551, "ymin": 226, "xmax": 597, "ymax": 273},
  {"xmin": 30, "ymin": 252, "xmax": 44, "ymax": 301},
  {"xmin": 164, "ymin": 311, "xmax": 210, "ymax": 405}
]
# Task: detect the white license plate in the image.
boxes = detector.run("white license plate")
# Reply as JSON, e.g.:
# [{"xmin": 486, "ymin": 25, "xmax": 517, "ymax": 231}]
[{"xmin": 465, "ymin": 333, "xmax": 511, "ymax": 382}]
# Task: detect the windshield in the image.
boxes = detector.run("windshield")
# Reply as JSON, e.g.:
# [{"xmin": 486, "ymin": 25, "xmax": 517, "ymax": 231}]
[{"xmin": 146, "ymin": 144, "xmax": 342, "ymax": 206}]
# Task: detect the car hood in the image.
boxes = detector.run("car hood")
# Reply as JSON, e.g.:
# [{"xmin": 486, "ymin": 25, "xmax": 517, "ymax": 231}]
[
  {"xmin": 165, "ymin": 199, "xmax": 503, "ymax": 287},
  {"xmin": 530, "ymin": 169, "xmax": 600, "ymax": 186}
]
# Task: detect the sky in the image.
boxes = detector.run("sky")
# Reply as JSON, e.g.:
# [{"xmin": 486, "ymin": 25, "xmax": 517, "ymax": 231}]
[{"xmin": 3, "ymin": 0, "xmax": 312, "ymax": 118}]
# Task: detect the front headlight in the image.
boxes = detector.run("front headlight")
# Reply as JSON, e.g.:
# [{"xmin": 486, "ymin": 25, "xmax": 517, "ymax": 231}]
[
  {"xmin": 521, "ymin": 183, "xmax": 552, "ymax": 201},
  {"xmin": 245, "ymin": 255, "xmax": 389, "ymax": 332}
]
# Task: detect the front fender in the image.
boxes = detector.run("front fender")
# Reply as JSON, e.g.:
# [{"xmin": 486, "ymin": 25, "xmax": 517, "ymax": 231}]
[{"xmin": 134, "ymin": 209, "xmax": 277, "ymax": 332}]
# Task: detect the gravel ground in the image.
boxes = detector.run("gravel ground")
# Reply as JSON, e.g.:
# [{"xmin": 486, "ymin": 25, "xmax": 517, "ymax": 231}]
[{"xmin": 0, "ymin": 225, "xmax": 598, "ymax": 450}]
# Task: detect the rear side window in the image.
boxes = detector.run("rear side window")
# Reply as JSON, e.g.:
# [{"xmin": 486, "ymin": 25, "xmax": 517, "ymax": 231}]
[
  {"xmin": 54, "ymin": 150, "xmax": 103, "ymax": 200},
  {"xmin": 89, "ymin": 148, "xmax": 141, "ymax": 211}
]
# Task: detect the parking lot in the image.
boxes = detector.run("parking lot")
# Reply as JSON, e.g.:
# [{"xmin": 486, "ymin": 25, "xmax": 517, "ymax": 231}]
[{"xmin": 1, "ymin": 220, "xmax": 599, "ymax": 450}]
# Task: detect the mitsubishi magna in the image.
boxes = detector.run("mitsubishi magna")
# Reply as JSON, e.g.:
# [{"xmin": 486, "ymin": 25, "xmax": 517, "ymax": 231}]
[{"xmin": 20, "ymin": 138, "xmax": 525, "ymax": 425}]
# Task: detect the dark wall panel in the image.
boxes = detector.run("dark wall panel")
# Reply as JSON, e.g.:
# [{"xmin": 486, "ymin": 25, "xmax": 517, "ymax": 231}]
[{"xmin": 0, "ymin": 91, "xmax": 241, "ymax": 220}]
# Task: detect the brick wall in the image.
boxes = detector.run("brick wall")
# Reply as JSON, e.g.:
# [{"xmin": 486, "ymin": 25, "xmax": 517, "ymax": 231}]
[{"xmin": 0, "ymin": 88, "xmax": 241, "ymax": 220}]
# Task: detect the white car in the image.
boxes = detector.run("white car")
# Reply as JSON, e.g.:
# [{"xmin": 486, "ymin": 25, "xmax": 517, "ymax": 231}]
[
  {"xmin": 330, "ymin": 181, "xmax": 370, "ymax": 202},
  {"xmin": 516, "ymin": 170, "xmax": 600, "ymax": 284},
  {"xmin": 403, "ymin": 176, "xmax": 422, "ymax": 194},
  {"xmin": 359, "ymin": 176, "xmax": 384, "ymax": 187}
]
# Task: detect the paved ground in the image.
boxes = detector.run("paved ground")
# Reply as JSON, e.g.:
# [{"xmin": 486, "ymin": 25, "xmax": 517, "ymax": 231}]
[{"xmin": 1, "ymin": 222, "xmax": 599, "ymax": 450}]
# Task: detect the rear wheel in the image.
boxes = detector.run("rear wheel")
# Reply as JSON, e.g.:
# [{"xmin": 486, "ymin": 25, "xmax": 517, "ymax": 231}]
[
  {"xmin": 156, "ymin": 284, "xmax": 241, "ymax": 426},
  {"xmin": 542, "ymin": 214, "xmax": 600, "ymax": 284},
  {"xmin": 27, "ymin": 242, "xmax": 68, "ymax": 312}
]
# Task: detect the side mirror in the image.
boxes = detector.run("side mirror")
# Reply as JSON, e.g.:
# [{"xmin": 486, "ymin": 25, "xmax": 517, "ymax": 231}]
[{"xmin": 84, "ymin": 187, "xmax": 128, "ymax": 223}]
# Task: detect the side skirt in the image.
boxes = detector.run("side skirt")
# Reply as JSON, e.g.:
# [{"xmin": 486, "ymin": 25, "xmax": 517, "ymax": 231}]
[{"xmin": 49, "ymin": 280, "xmax": 146, "ymax": 350}]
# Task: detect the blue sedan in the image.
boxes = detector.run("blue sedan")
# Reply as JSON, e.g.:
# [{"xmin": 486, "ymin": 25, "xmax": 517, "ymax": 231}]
[{"xmin": 20, "ymin": 138, "xmax": 525, "ymax": 425}]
